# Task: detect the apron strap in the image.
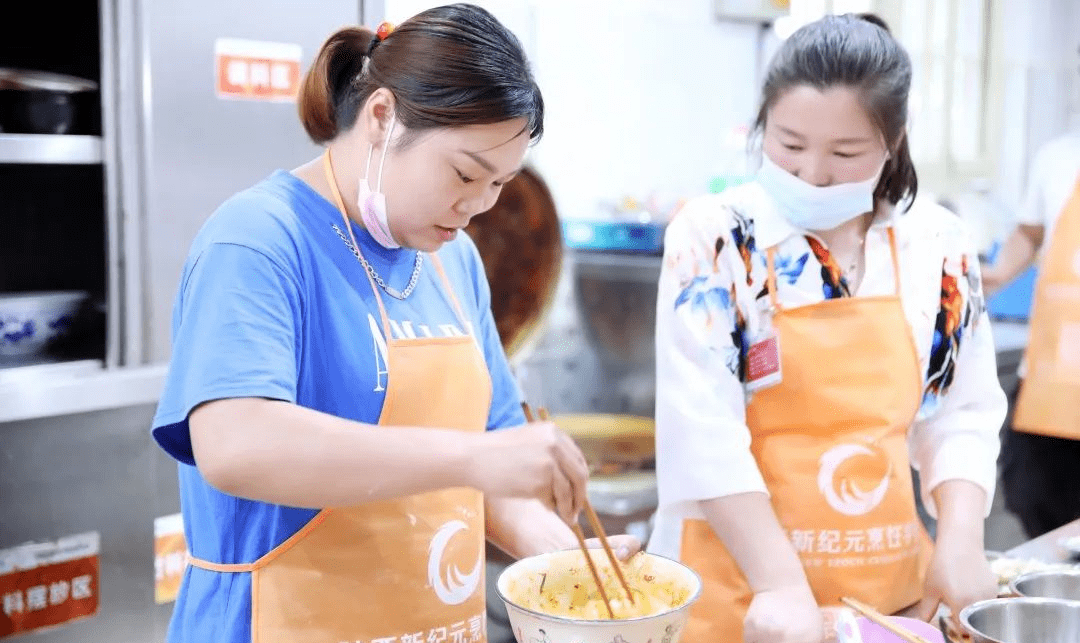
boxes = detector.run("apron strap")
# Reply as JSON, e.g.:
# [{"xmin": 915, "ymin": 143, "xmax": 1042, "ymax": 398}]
[
  {"xmin": 322, "ymin": 150, "xmax": 393, "ymax": 337},
  {"xmin": 766, "ymin": 247, "xmax": 780, "ymax": 310},
  {"xmin": 428, "ymin": 253, "xmax": 471, "ymax": 332},
  {"xmin": 765, "ymin": 225, "xmax": 903, "ymax": 306},
  {"xmin": 188, "ymin": 556, "xmax": 259, "ymax": 573},
  {"xmin": 885, "ymin": 226, "xmax": 902, "ymax": 295}
]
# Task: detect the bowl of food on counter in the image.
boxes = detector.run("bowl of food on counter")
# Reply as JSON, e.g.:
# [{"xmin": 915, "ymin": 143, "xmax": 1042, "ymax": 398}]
[
  {"xmin": 959, "ymin": 596, "xmax": 1080, "ymax": 643},
  {"xmin": 495, "ymin": 549, "xmax": 701, "ymax": 643}
]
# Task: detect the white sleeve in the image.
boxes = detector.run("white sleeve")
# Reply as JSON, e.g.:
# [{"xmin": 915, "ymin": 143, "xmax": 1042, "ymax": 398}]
[
  {"xmin": 909, "ymin": 234, "xmax": 1007, "ymax": 518},
  {"xmin": 654, "ymin": 204, "xmax": 767, "ymax": 508},
  {"xmin": 1016, "ymin": 144, "xmax": 1050, "ymax": 227}
]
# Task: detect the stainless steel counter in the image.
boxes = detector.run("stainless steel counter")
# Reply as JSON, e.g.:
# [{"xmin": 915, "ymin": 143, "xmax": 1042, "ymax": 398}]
[
  {"xmin": 1006, "ymin": 519, "xmax": 1080, "ymax": 564},
  {"xmin": 0, "ymin": 361, "xmax": 167, "ymax": 423}
]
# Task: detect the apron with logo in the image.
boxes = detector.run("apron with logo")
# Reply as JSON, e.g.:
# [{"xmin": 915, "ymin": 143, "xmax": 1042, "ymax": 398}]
[
  {"xmin": 1014, "ymin": 175, "xmax": 1080, "ymax": 439},
  {"xmin": 187, "ymin": 153, "xmax": 493, "ymax": 643},
  {"xmin": 679, "ymin": 228, "xmax": 930, "ymax": 642}
]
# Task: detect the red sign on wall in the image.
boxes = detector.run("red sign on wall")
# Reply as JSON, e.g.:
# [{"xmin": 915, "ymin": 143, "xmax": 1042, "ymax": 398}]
[
  {"xmin": 0, "ymin": 532, "xmax": 100, "ymax": 639},
  {"xmin": 215, "ymin": 38, "xmax": 303, "ymax": 102}
]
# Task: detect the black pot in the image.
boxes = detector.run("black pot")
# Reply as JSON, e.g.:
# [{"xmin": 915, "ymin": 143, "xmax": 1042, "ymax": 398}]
[{"xmin": 0, "ymin": 69, "xmax": 97, "ymax": 135}]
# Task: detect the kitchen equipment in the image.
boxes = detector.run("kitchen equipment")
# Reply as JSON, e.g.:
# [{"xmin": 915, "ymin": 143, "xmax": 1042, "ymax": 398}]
[
  {"xmin": 0, "ymin": 68, "xmax": 98, "ymax": 134},
  {"xmin": 844, "ymin": 616, "xmax": 945, "ymax": 643},
  {"xmin": 959, "ymin": 597, "xmax": 1080, "ymax": 643},
  {"xmin": 0, "ymin": 291, "xmax": 89, "ymax": 356},
  {"xmin": 1010, "ymin": 569, "xmax": 1080, "ymax": 601},
  {"xmin": 553, "ymin": 413, "xmax": 655, "ymax": 475},
  {"xmin": 562, "ymin": 219, "xmax": 666, "ymax": 255},
  {"xmin": 841, "ymin": 597, "xmax": 941, "ymax": 643},
  {"xmin": 496, "ymin": 549, "xmax": 701, "ymax": 642},
  {"xmin": 573, "ymin": 252, "xmax": 660, "ymax": 374},
  {"xmin": 465, "ymin": 166, "xmax": 562, "ymax": 362}
]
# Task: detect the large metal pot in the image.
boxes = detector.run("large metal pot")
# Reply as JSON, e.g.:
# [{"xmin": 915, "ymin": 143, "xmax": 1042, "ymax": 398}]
[
  {"xmin": 960, "ymin": 597, "xmax": 1080, "ymax": 643},
  {"xmin": 0, "ymin": 68, "xmax": 98, "ymax": 134}
]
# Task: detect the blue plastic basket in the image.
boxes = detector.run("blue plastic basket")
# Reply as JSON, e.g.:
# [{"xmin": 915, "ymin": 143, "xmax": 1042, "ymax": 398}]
[{"xmin": 561, "ymin": 219, "xmax": 665, "ymax": 255}]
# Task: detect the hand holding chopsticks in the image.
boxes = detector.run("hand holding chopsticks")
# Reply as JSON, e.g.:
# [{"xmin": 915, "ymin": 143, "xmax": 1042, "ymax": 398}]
[{"xmin": 523, "ymin": 402, "xmax": 636, "ymax": 618}]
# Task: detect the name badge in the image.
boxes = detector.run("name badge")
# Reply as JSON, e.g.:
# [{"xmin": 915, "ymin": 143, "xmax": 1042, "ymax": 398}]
[{"xmin": 745, "ymin": 330, "xmax": 782, "ymax": 393}]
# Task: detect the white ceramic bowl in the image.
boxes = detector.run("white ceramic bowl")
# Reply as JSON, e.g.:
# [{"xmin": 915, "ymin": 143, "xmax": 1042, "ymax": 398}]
[
  {"xmin": 0, "ymin": 291, "xmax": 87, "ymax": 356},
  {"xmin": 496, "ymin": 550, "xmax": 701, "ymax": 643}
]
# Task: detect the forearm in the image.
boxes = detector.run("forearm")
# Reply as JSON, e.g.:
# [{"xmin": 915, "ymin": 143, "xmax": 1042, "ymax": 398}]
[
  {"xmin": 932, "ymin": 479, "xmax": 987, "ymax": 547},
  {"xmin": 700, "ymin": 492, "xmax": 809, "ymax": 592},
  {"xmin": 190, "ymin": 397, "xmax": 475, "ymax": 507},
  {"xmin": 983, "ymin": 225, "xmax": 1042, "ymax": 294},
  {"xmin": 486, "ymin": 497, "xmax": 575, "ymax": 559}
]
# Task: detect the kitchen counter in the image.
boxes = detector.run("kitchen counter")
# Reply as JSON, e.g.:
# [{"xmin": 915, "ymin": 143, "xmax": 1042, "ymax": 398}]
[
  {"xmin": 0, "ymin": 360, "xmax": 167, "ymax": 423},
  {"xmin": 1005, "ymin": 518, "xmax": 1080, "ymax": 564}
]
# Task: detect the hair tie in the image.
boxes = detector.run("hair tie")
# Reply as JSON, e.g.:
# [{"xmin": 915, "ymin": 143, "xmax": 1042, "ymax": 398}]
[{"xmin": 366, "ymin": 21, "xmax": 395, "ymax": 57}]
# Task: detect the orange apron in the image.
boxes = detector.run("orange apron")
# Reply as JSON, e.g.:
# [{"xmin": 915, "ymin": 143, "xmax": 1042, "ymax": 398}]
[
  {"xmin": 1014, "ymin": 175, "xmax": 1080, "ymax": 439},
  {"xmin": 679, "ymin": 228, "xmax": 930, "ymax": 642},
  {"xmin": 187, "ymin": 152, "xmax": 493, "ymax": 643}
]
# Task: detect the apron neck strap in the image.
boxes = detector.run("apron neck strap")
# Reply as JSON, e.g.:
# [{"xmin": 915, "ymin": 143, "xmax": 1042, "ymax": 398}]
[
  {"xmin": 321, "ymin": 149, "xmax": 474, "ymax": 336},
  {"xmin": 428, "ymin": 253, "xmax": 471, "ymax": 332},
  {"xmin": 765, "ymin": 225, "xmax": 903, "ymax": 308},
  {"xmin": 322, "ymin": 150, "xmax": 392, "ymax": 335},
  {"xmin": 885, "ymin": 226, "xmax": 901, "ymax": 294},
  {"xmin": 766, "ymin": 247, "xmax": 780, "ymax": 310}
]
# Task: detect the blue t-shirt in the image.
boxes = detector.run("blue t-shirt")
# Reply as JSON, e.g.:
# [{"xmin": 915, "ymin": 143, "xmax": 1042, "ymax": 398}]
[{"xmin": 151, "ymin": 170, "xmax": 526, "ymax": 643}]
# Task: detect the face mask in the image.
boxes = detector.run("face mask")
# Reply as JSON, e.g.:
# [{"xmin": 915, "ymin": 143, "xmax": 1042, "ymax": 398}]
[
  {"xmin": 756, "ymin": 152, "xmax": 887, "ymax": 231},
  {"xmin": 357, "ymin": 116, "xmax": 400, "ymax": 249}
]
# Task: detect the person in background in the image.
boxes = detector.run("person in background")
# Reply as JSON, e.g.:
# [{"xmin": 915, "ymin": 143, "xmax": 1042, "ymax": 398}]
[
  {"xmin": 650, "ymin": 13, "xmax": 1005, "ymax": 643},
  {"xmin": 150, "ymin": 5, "xmax": 637, "ymax": 643},
  {"xmin": 983, "ymin": 111, "xmax": 1080, "ymax": 539}
]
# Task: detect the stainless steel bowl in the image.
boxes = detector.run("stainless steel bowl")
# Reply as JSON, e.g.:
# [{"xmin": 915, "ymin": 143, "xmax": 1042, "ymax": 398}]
[
  {"xmin": 960, "ymin": 597, "xmax": 1080, "ymax": 643},
  {"xmin": 1010, "ymin": 569, "xmax": 1080, "ymax": 601}
]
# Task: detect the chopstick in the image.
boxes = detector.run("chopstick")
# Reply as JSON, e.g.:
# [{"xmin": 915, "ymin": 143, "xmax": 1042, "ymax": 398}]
[
  {"xmin": 522, "ymin": 402, "xmax": 614, "ymax": 617},
  {"xmin": 841, "ymin": 597, "xmax": 937, "ymax": 643},
  {"xmin": 523, "ymin": 402, "xmax": 636, "ymax": 610},
  {"xmin": 571, "ymin": 520, "xmax": 616, "ymax": 618}
]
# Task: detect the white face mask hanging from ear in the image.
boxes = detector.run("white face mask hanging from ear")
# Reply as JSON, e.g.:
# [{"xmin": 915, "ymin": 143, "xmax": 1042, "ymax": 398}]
[
  {"xmin": 357, "ymin": 115, "xmax": 400, "ymax": 249},
  {"xmin": 756, "ymin": 151, "xmax": 889, "ymax": 232}
]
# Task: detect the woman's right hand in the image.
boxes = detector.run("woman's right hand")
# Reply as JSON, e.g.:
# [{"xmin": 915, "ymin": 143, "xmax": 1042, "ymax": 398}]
[
  {"xmin": 744, "ymin": 583, "xmax": 825, "ymax": 643},
  {"xmin": 466, "ymin": 421, "xmax": 589, "ymax": 524}
]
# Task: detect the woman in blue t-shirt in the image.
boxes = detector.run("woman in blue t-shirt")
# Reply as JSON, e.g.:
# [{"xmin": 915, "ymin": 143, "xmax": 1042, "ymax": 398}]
[{"xmin": 151, "ymin": 5, "xmax": 637, "ymax": 642}]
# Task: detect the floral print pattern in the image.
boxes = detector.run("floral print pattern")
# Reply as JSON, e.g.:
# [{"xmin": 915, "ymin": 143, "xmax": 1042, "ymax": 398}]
[{"xmin": 668, "ymin": 197, "xmax": 987, "ymax": 417}]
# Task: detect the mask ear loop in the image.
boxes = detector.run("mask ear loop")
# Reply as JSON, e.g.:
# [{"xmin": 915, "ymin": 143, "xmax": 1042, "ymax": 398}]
[
  {"xmin": 374, "ymin": 115, "xmax": 396, "ymax": 194},
  {"xmin": 361, "ymin": 144, "xmax": 376, "ymax": 188}
]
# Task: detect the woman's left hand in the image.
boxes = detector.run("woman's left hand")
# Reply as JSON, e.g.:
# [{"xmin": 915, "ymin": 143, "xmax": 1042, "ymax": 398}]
[
  {"xmin": 581, "ymin": 534, "xmax": 643, "ymax": 561},
  {"xmin": 912, "ymin": 532, "xmax": 998, "ymax": 625}
]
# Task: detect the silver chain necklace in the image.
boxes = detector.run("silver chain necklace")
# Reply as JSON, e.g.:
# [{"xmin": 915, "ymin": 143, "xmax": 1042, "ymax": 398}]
[{"xmin": 331, "ymin": 223, "xmax": 423, "ymax": 300}]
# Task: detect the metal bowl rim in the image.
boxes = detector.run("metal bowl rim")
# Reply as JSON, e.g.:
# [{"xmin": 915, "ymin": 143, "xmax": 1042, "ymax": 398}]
[
  {"xmin": 1008, "ymin": 568, "xmax": 1080, "ymax": 597},
  {"xmin": 960, "ymin": 595, "xmax": 1080, "ymax": 643}
]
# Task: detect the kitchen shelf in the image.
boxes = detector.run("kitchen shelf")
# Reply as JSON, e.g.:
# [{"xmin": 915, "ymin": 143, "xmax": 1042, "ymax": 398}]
[
  {"xmin": 0, "ymin": 360, "xmax": 168, "ymax": 423},
  {"xmin": 0, "ymin": 133, "xmax": 103, "ymax": 164}
]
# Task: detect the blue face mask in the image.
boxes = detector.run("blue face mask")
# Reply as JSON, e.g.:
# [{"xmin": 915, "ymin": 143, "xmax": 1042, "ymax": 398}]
[{"xmin": 756, "ymin": 152, "xmax": 888, "ymax": 231}]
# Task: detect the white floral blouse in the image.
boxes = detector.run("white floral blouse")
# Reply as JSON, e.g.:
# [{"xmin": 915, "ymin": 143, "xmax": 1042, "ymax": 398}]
[{"xmin": 648, "ymin": 182, "xmax": 1007, "ymax": 560}]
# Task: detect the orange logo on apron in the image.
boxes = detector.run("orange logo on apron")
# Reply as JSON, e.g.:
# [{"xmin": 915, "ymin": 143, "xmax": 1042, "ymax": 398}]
[
  {"xmin": 1014, "ymin": 175, "xmax": 1080, "ymax": 439},
  {"xmin": 186, "ymin": 152, "xmax": 494, "ymax": 643},
  {"xmin": 679, "ymin": 229, "xmax": 931, "ymax": 642}
]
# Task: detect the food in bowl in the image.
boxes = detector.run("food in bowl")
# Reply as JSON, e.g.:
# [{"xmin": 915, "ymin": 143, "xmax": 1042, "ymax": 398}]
[
  {"xmin": 505, "ymin": 551, "xmax": 691, "ymax": 620},
  {"xmin": 496, "ymin": 550, "xmax": 701, "ymax": 643}
]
